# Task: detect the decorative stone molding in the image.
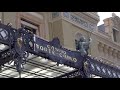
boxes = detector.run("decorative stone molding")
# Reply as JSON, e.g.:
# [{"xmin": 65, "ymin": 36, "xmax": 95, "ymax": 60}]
[
  {"xmin": 61, "ymin": 12, "xmax": 97, "ymax": 32},
  {"xmin": 26, "ymin": 12, "xmax": 44, "ymax": 20},
  {"xmin": 83, "ymin": 12, "xmax": 100, "ymax": 21},
  {"xmin": 49, "ymin": 12, "xmax": 62, "ymax": 22}
]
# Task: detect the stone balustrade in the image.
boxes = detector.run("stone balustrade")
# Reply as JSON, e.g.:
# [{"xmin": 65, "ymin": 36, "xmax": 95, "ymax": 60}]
[{"xmin": 98, "ymin": 41, "xmax": 120, "ymax": 60}]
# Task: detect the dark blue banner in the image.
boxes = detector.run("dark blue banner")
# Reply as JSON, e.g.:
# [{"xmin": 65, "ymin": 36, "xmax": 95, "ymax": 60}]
[{"xmin": 30, "ymin": 36, "xmax": 84, "ymax": 69}]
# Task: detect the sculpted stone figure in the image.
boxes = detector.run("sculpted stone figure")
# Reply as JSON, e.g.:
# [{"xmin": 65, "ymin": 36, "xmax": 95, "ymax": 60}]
[{"xmin": 78, "ymin": 36, "xmax": 92, "ymax": 56}]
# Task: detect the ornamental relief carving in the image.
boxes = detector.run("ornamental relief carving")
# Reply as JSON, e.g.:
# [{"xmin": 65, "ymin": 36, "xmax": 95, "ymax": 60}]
[{"xmin": 62, "ymin": 12, "xmax": 96, "ymax": 32}]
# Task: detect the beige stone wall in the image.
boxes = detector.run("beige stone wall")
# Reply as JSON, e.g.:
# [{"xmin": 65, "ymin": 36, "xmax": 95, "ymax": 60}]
[
  {"xmin": 103, "ymin": 16, "xmax": 120, "ymax": 44},
  {"xmin": 3, "ymin": 12, "xmax": 17, "ymax": 28},
  {"xmin": 61, "ymin": 19, "xmax": 99, "ymax": 58},
  {"xmin": 62, "ymin": 19, "xmax": 89, "ymax": 50},
  {"xmin": 62, "ymin": 20, "xmax": 74, "ymax": 50},
  {"xmin": 51, "ymin": 19, "xmax": 64, "ymax": 45},
  {"xmin": 89, "ymin": 33, "xmax": 99, "ymax": 57}
]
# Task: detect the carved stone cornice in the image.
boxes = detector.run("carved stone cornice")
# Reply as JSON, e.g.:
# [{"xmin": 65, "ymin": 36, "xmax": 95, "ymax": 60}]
[
  {"xmin": 79, "ymin": 12, "xmax": 100, "ymax": 22},
  {"xmin": 61, "ymin": 12, "xmax": 97, "ymax": 32}
]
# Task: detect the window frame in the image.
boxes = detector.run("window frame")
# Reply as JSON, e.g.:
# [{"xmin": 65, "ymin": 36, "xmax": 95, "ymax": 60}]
[
  {"xmin": 21, "ymin": 19, "xmax": 39, "ymax": 34},
  {"xmin": 16, "ymin": 12, "xmax": 45, "ymax": 38},
  {"xmin": 112, "ymin": 28, "xmax": 119, "ymax": 43}
]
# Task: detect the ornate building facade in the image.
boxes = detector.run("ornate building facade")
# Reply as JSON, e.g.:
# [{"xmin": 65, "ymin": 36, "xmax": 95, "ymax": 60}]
[
  {"xmin": 0, "ymin": 12, "xmax": 120, "ymax": 69},
  {"xmin": 98, "ymin": 13, "xmax": 120, "ymax": 67}
]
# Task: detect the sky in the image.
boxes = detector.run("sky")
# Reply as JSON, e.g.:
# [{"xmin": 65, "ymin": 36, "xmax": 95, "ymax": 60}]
[{"xmin": 97, "ymin": 12, "xmax": 120, "ymax": 26}]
